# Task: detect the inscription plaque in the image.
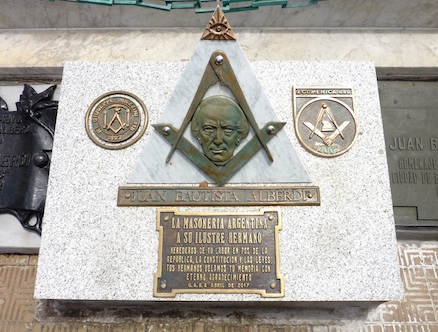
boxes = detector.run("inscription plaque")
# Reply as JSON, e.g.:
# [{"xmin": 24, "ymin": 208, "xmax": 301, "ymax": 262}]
[
  {"xmin": 380, "ymin": 82, "xmax": 438, "ymax": 227},
  {"xmin": 118, "ymin": 186, "xmax": 320, "ymax": 206},
  {"xmin": 154, "ymin": 209, "xmax": 284, "ymax": 297}
]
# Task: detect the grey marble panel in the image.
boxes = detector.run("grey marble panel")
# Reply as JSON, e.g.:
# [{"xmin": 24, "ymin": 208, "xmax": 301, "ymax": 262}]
[{"xmin": 129, "ymin": 40, "xmax": 310, "ymax": 184}]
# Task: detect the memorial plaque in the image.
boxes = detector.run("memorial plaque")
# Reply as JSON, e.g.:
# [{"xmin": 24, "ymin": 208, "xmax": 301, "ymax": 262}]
[
  {"xmin": 34, "ymin": 6, "xmax": 402, "ymax": 305},
  {"xmin": 379, "ymin": 82, "xmax": 438, "ymax": 227},
  {"xmin": 0, "ymin": 85, "xmax": 58, "ymax": 234},
  {"xmin": 154, "ymin": 209, "xmax": 283, "ymax": 297}
]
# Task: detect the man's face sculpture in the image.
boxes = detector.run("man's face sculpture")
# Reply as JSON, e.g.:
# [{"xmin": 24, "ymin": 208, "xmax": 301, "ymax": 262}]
[{"xmin": 191, "ymin": 96, "xmax": 249, "ymax": 166}]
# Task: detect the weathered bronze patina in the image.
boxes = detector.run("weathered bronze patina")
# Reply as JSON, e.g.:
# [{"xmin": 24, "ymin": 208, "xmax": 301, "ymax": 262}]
[
  {"xmin": 293, "ymin": 87, "xmax": 358, "ymax": 157},
  {"xmin": 85, "ymin": 91, "xmax": 148, "ymax": 150},
  {"xmin": 154, "ymin": 50, "xmax": 284, "ymax": 185},
  {"xmin": 191, "ymin": 96, "xmax": 249, "ymax": 166},
  {"xmin": 201, "ymin": 6, "xmax": 237, "ymax": 40},
  {"xmin": 154, "ymin": 122, "xmax": 284, "ymax": 186},
  {"xmin": 118, "ymin": 186, "xmax": 320, "ymax": 206},
  {"xmin": 154, "ymin": 208, "xmax": 284, "ymax": 297}
]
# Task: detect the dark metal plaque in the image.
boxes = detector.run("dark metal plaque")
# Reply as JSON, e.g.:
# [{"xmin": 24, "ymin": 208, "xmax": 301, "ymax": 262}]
[
  {"xmin": 379, "ymin": 82, "xmax": 438, "ymax": 227},
  {"xmin": 293, "ymin": 87, "xmax": 358, "ymax": 157},
  {"xmin": 118, "ymin": 186, "xmax": 320, "ymax": 206},
  {"xmin": 0, "ymin": 85, "xmax": 58, "ymax": 234},
  {"xmin": 154, "ymin": 209, "xmax": 284, "ymax": 298},
  {"xmin": 85, "ymin": 91, "xmax": 148, "ymax": 150}
]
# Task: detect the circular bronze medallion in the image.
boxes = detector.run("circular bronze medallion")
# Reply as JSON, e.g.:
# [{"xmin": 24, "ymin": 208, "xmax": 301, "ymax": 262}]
[
  {"xmin": 85, "ymin": 91, "xmax": 148, "ymax": 149},
  {"xmin": 295, "ymin": 97, "xmax": 358, "ymax": 157}
]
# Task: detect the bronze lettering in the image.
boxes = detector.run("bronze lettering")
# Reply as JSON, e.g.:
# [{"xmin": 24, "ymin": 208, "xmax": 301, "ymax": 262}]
[{"xmin": 118, "ymin": 186, "xmax": 320, "ymax": 206}]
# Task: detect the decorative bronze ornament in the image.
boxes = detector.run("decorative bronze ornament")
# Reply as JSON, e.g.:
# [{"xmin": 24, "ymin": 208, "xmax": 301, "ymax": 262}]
[
  {"xmin": 85, "ymin": 91, "xmax": 148, "ymax": 150},
  {"xmin": 201, "ymin": 6, "xmax": 237, "ymax": 41},
  {"xmin": 154, "ymin": 208, "xmax": 284, "ymax": 298},
  {"xmin": 0, "ymin": 84, "xmax": 58, "ymax": 235},
  {"xmin": 154, "ymin": 50, "xmax": 284, "ymax": 185},
  {"xmin": 293, "ymin": 87, "xmax": 358, "ymax": 157}
]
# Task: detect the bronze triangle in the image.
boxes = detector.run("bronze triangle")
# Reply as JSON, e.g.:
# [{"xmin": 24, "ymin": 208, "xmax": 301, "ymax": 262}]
[{"xmin": 201, "ymin": 6, "xmax": 237, "ymax": 41}]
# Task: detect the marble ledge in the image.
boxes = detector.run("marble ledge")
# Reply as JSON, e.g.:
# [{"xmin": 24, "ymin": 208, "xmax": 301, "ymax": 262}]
[{"xmin": 0, "ymin": 28, "xmax": 437, "ymax": 80}]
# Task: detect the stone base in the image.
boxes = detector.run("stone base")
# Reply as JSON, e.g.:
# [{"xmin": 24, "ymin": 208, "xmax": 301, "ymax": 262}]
[
  {"xmin": 0, "ymin": 214, "xmax": 40, "ymax": 253},
  {"xmin": 35, "ymin": 60, "xmax": 402, "ymax": 304}
]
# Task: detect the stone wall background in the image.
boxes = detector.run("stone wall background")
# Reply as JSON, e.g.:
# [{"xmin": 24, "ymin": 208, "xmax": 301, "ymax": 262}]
[{"xmin": 1, "ymin": 0, "xmax": 438, "ymax": 29}]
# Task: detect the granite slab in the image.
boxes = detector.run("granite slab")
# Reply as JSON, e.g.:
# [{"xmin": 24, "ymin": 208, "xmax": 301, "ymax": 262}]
[{"xmin": 35, "ymin": 60, "xmax": 402, "ymax": 304}]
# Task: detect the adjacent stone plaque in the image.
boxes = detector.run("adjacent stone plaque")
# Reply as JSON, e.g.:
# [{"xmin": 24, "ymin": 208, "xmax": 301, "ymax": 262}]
[
  {"xmin": 380, "ymin": 82, "xmax": 438, "ymax": 227},
  {"xmin": 154, "ymin": 209, "xmax": 283, "ymax": 297}
]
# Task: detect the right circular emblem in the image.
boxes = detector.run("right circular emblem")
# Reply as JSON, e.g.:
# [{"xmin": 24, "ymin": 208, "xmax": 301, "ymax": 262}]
[{"xmin": 295, "ymin": 97, "xmax": 358, "ymax": 157}]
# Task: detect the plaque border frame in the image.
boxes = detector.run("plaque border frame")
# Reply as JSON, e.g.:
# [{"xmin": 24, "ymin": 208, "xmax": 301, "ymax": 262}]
[{"xmin": 153, "ymin": 208, "xmax": 284, "ymax": 298}]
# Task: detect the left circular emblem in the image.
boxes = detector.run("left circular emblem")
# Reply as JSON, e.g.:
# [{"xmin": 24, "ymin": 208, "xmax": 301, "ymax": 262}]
[{"xmin": 85, "ymin": 91, "xmax": 148, "ymax": 149}]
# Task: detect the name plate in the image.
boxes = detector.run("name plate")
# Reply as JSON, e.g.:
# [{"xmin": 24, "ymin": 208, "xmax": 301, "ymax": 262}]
[
  {"xmin": 118, "ymin": 186, "xmax": 319, "ymax": 206},
  {"xmin": 154, "ymin": 209, "xmax": 284, "ymax": 298}
]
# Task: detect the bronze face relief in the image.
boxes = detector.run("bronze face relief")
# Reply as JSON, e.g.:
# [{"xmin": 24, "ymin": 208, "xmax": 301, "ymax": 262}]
[{"xmin": 191, "ymin": 96, "xmax": 249, "ymax": 166}]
